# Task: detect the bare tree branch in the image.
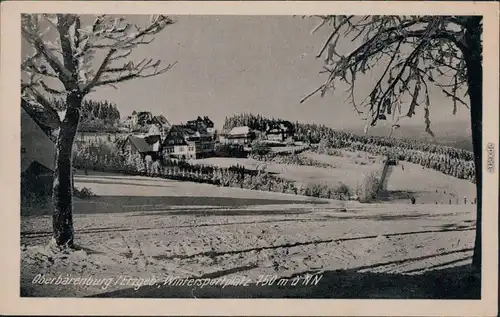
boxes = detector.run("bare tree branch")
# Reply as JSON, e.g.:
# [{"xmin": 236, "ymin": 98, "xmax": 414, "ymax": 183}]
[
  {"xmin": 82, "ymin": 48, "xmax": 117, "ymax": 92},
  {"xmin": 81, "ymin": 15, "xmax": 176, "ymax": 93},
  {"xmin": 21, "ymin": 15, "xmax": 73, "ymax": 85},
  {"xmin": 316, "ymin": 16, "xmax": 354, "ymax": 58},
  {"xmin": 301, "ymin": 15, "xmax": 472, "ymax": 136},
  {"xmin": 90, "ymin": 61, "xmax": 177, "ymax": 90},
  {"xmin": 300, "ymin": 85, "xmax": 326, "ymax": 103}
]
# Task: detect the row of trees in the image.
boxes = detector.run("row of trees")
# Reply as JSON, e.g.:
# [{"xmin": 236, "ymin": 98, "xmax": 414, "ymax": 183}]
[
  {"xmin": 48, "ymin": 98, "xmax": 122, "ymax": 132},
  {"xmin": 295, "ymin": 122, "xmax": 474, "ymax": 161},
  {"xmin": 222, "ymin": 113, "xmax": 297, "ymax": 135},
  {"xmin": 79, "ymin": 100, "xmax": 121, "ymax": 132},
  {"xmin": 250, "ymin": 151, "xmax": 332, "ymax": 169}
]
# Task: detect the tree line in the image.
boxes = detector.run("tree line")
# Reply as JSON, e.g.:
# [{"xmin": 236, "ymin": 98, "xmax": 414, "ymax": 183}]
[
  {"xmin": 295, "ymin": 123, "xmax": 474, "ymax": 161},
  {"xmin": 223, "ymin": 113, "xmax": 297, "ymax": 134},
  {"xmin": 48, "ymin": 97, "xmax": 122, "ymax": 133}
]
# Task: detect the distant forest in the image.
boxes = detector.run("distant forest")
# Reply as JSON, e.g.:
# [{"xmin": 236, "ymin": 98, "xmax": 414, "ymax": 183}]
[{"xmin": 223, "ymin": 113, "xmax": 297, "ymax": 133}]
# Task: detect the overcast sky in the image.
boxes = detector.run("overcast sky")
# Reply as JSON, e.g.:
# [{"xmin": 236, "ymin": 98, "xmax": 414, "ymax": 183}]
[{"xmin": 24, "ymin": 15, "xmax": 472, "ymax": 135}]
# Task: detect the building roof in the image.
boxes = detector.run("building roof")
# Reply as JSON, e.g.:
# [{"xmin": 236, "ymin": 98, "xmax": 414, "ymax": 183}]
[
  {"xmin": 137, "ymin": 111, "xmax": 153, "ymax": 117},
  {"xmin": 203, "ymin": 116, "xmax": 214, "ymax": 127},
  {"xmin": 21, "ymin": 98, "xmax": 60, "ymax": 133},
  {"xmin": 187, "ymin": 116, "xmax": 215, "ymax": 130},
  {"xmin": 136, "ymin": 111, "xmax": 153, "ymax": 125},
  {"xmin": 151, "ymin": 115, "xmax": 171, "ymax": 128},
  {"xmin": 183, "ymin": 126, "xmax": 199, "ymax": 137},
  {"xmin": 161, "ymin": 125, "xmax": 203, "ymax": 147},
  {"xmin": 126, "ymin": 135, "xmax": 161, "ymax": 153},
  {"xmin": 187, "ymin": 116, "xmax": 203, "ymax": 123},
  {"xmin": 170, "ymin": 124, "xmax": 202, "ymax": 137},
  {"xmin": 266, "ymin": 120, "xmax": 294, "ymax": 133},
  {"xmin": 228, "ymin": 126, "xmax": 251, "ymax": 136},
  {"xmin": 21, "ymin": 106, "xmax": 56, "ymax": 173}
]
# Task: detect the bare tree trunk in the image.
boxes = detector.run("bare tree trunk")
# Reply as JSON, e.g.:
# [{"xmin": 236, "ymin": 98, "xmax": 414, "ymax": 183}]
[
  {"xmin": 52, "ymin": 93, "xmax": 82, "ymax": 247},
  {"xmin": 464, "ymin": 16, "xmax": 482, "ymax": 273}
]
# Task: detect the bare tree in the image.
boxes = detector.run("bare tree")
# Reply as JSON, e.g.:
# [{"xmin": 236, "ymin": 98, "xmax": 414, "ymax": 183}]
[
  {"xmin": 21, "ymin": 14, "xmax": 177, "ymax": 248},
  {"xmin": 301, "ymin": 15, "xmax": 482, "ymax": 272}
]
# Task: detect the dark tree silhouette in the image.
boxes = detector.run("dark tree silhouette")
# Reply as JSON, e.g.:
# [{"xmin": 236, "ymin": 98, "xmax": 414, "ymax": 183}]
[
  {"xmin": 301, "ymin": 15, "xmax": 482, "ymax": 272},
  {"xmin": 21, "ymin": 14, "xmax": 177, "ymax": 247}
]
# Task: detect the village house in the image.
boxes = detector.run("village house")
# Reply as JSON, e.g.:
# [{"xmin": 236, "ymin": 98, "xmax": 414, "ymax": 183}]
[
  {"xmin": 136, "ymin": 111, "xmax": 153, "ymax": 126},
  {"xmin": 148, "ymin": 115, "xmax": 171, "ymax": 140},
  {"xmin": 204, "ymin": 117, "xmax": 215, "ymax": 134},
  {"xmin": 122, "ymin": 134, "xmax": 162, "ymax": 160},
  {"xmin": 121, "ymin": 111, "xmax": 155, "ymax": 130},
  {"xmin": 186, "ymin": 116, "xmax": 216, "ymax": 135},
  {"xmin": 222, "ymin": 126, "xmax": 256, "ymax": 145},
  {"xmin": 265, "ymin": 121, "xmax": 294, "ymax": 142},
  {"xmin": 121, "ymin": 111, "xmax": 138, "ymax": 128},
  {"xmin": 21, "ymin": 99, "xmax": 58, "ymax": 200},
  {"xmin": 162, "ymin": 125, "xmax": 215, "ymax": 160}
]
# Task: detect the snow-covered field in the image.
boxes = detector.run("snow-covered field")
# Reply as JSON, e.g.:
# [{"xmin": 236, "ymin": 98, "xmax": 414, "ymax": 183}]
[
  {"xmin": 21, "ymin": 172, "xmax": 477, "ymax": 298},
  {"xmin": 189, "ymin": 150, "xmax": 383, "ymax": 190},
  {"xmin": 190, "ymin": 150, "xmax": 476, "ymax": 204}
]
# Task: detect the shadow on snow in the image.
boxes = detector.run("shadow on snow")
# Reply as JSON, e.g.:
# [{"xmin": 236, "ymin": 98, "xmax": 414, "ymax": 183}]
[
  {"xmin": 68, "ymin": 264, "xmax": 479, "ymax": 299},
  {"xmin": 21, "ymin": 195, "xmax": 327, "ymax": 217}
]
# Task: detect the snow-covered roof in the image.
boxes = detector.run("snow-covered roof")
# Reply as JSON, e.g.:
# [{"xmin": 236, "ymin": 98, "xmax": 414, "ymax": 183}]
[
  {"xmin": 228, "ymin": 126, "xmax": 251, "ymax": 136},
  {"xmin": 127, "ymin": 135, "xmax": 161, "ymax": 153},
  {"xmin": 152, "ymin": 115, "xmax": 171, "ymax": 127},
  {"xmin": 21, "ymin": 107, "xmax": 56, "ymax": 173}
]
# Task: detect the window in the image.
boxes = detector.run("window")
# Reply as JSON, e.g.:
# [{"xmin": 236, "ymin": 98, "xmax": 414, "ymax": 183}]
[{"xmin": 188, "ymin": 146, "xmax": 195, "ymax": 152}]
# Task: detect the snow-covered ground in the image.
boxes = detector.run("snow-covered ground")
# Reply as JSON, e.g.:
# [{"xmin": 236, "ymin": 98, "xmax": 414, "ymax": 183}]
[
  {"xmin": 21, "ymin": 173, "xmax": 476, "ymax": 298},
  {"xmin": 189, "ymin": 151, "xmax": 384, "ymax": 189},
  {"xmin": 190, "ymin": 150, "xmax": 476, "ymax": 204}
]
